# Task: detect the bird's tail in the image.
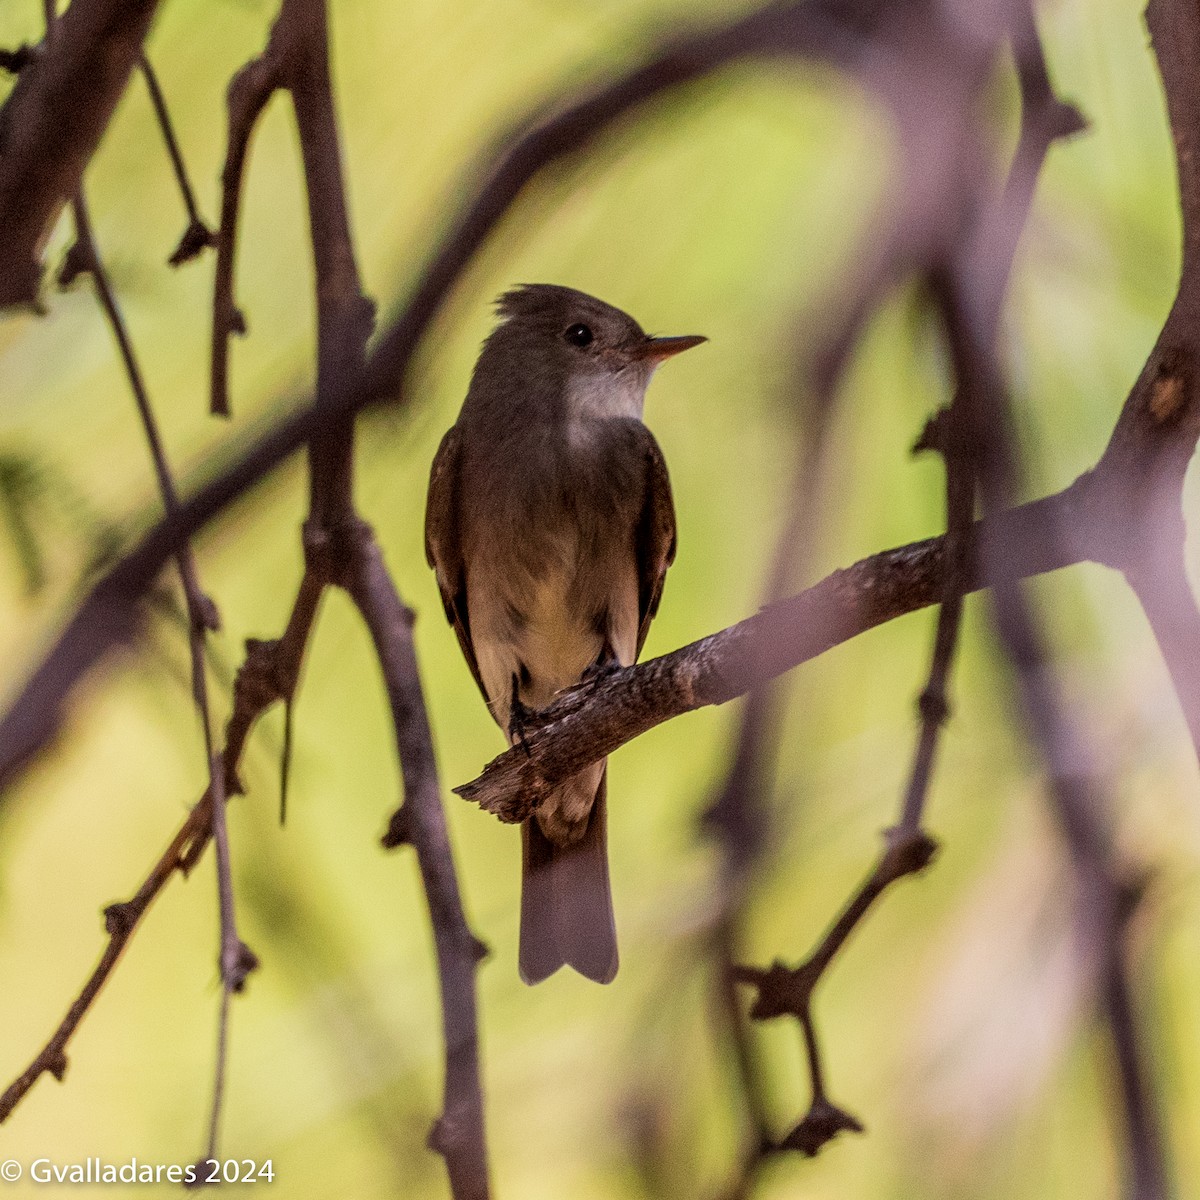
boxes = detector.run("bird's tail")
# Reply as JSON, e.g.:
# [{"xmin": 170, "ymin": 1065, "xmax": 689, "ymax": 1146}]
[{"xmin": 519, "ymin": 764, "xmax": 617, "ymax": 984}]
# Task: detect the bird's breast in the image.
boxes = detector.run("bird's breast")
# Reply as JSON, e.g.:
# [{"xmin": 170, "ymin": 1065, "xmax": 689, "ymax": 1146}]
[{"xmin": 462, "ymin": 423, "xmax": 641, "ymax": 724}]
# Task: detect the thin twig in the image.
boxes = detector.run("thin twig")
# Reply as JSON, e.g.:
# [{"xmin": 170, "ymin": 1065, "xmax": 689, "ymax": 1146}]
[
  {"xmin": 0, "ymin": 558, "xmax": 323, "ymax": 1126},
  {"xmin": 343, "ymin": 525, "xmax": 490, "ymax": 1200},
  {"xmin": 137, "ymin": 53, "xmax": 216, "ymax": 266},
  {"xmin": 202, "ymin": 750, "xmax": 257, "ymax": 1160},
  {"xmin": 703, "ymin": 261, "xmax": 891, "ymax": 1188},
  {"xmin": 63, "ymin": 190, "xmax": 260, "ymax": 1161},
  {"xmin": 934, "ymin": 10, "xmax": 1169, "ymax": 1194},
  {"xmin": 0, "ymin": 794, "xmax": 212, "ymax": 1120},
  {"xmin": 900, "ymin": 375, "xmax": 976, "ymax": 832},
  {"xmin": 209, "ymin": 10, "xmax": 295, "ymax": 416},
  {"xmin": 723, "ymin": 0, "xmax": 1086, "ymax": 1161},
  {"xmin": 63, "ymin": 195, "xmax": 219, "ymax": 640}
]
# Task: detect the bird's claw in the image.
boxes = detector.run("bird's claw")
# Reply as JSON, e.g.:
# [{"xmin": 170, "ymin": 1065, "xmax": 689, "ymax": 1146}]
[{"xmin": 508, "ymin": 675, "xmax": 535, "ymax": 757}]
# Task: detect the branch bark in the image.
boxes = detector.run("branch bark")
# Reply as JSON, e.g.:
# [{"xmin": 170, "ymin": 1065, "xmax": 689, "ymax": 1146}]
[
  {"xmin": 455, "ymin": 480, "xmax": 1104, "ymax": 820},
  {"xmin": 0, "ymin": 0, "xmax": 161, "ymax": 306},
  {"xmin": 342, "ymin": 526, "xmax": 489, "ymax": 1200}
]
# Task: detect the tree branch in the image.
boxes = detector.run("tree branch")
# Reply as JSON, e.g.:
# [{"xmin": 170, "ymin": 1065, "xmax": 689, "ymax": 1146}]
[
  {"xmin": 137, "ymin": 53, "xmax": 217, "ymax": 267},
  {"xmin": 0, "ymin": 0, "xmax": 161, "ymax": 306},
  {"xmin": 0, "ymin": 794, "xmax": 212, "ymax": 1120},
  {"xmin": 341, "ymin": 525, "xmax": 490, "ymax": 1200},
  {"xmin": 1104, "ymin": 0, "xmax": 1200, "ymax": 768},
  {"xmin": 454, "ymin": 480, "xmax": 1100, "ymax": 821},
  {"xmin": 930, "ymin": 12, "xmax": 1171, "ymax": 1194},
  {"xmin": 209, "ymin": 8, "xmax": 297, "ymax": 417},
  {"xmin": 279, "ymin": 3, "xmax": 489, "ymax": 1190}
]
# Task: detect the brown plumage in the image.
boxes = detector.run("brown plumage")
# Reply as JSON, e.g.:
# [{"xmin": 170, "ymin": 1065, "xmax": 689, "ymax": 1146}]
[{"xmin": 425, "ymin": 283, "xmax": 703, "ymax": 983}]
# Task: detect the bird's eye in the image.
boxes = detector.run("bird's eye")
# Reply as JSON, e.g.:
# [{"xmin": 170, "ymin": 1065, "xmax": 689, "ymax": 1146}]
[{"xmin": 564, "ymin": 323, "xmax": 594, "ymax": 348}]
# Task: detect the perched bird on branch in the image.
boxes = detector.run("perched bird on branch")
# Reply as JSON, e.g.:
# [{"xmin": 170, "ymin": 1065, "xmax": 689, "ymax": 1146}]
[{"xmin": 425, "ymin": 284, "xmax": 704, "ymax": 983}]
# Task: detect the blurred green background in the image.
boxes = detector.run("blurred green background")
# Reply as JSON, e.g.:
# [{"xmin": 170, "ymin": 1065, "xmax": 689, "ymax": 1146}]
[{"xmin": 1, "ymin": 0, "xmax": 1197, "ymax": 1196}]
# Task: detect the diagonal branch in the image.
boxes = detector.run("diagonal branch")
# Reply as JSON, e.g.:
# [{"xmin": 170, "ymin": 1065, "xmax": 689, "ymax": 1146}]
[
  {"xmin": 0, "ymin": 796, "xmax": 210, "ymax": 1121},
  {"xmin": 0, "ymin": 560, "xmax": 321, "ymax": 1124},
  {"xmin": 454, "ymin": 480, "xmax": 1103, "ymax": 822}
]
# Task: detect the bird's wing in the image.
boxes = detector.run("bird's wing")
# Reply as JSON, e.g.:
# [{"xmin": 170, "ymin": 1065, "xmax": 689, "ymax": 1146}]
[
  {"xmin": 634, "ymin": 426, "xmax": 677, "ymax": 658},
  {"xmin": 425, "ymin": 425, "xmax": 489, "ymax": 704}
]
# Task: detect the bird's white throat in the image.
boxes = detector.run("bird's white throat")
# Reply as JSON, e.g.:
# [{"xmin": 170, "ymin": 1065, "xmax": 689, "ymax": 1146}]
[{"xmin": 564, "ymin": 369, "xmax": 649, "ymax": 443}]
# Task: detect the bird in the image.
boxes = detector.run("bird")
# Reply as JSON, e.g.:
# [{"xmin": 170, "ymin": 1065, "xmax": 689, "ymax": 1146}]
[{"xmin": 425, "ymin": 283, "xmax": 704, "ymax": 984}]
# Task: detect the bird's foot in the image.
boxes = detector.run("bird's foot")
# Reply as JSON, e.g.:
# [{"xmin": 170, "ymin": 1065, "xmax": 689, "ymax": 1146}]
[
  {"xmin": 508, "ymin": 675, "xmax": 535, "ymax": 758},
  {"xmin": 555, "ymin": 659, "xmax": 622, "ymax": 708},
  {"xmin": 580, "ymin": 658, "xmax": 621, "ymax": 688}
]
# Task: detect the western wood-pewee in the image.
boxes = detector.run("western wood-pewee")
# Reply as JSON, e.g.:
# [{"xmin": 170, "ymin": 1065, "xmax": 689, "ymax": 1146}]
[{"xmin": 425, "ymin": 283, "xmax": 704, "ymax": 984}]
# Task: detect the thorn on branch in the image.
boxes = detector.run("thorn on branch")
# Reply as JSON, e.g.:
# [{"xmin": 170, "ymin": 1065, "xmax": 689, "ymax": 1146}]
[
  {"xmin": 170, "ymin": 217, "xmax": 217, "ymax": 267},
  {"xmin": 44, "ymin": 1049, "xmax": 68, "ymax": 1083},
  {"xmin": 916, "ymin": 686, "xmax": 950, "ymax": 726},
  {"xmin": 139, "ymin": 51, "xmax": 216, "ymax": 270},
  {"xmin": 191, "ymin": 588, "xmax": 221, "ymax": 633},
  {"xmin": 0, "ymin": 44, "xmax": 36, "ymax": 73},
  {"xmin": 381, "ymin": 804, "xmax": 412, "ymax": 848},
  {"xmin": 223, "ymin": 940, "xmax": 260, "ymax": 994},
  {"xmin": 353, "ymin": 292, "xmax": 379, "ymax": 344},
  {"xmin": 780, "ymin": 1098, "xmax": 864, "ymax": 1157},
  {"xmin": 428, "ymin": 1115, "xmax": 453, "ymax": 1158},
  {"xmin": 912, "ymin": 406, "xmax": 953, "ymax": 456},
  {"xmin": 56, "ymin": 240, "xmax": 95, "ymax": 289},
  {"xmin": 1049, "ymin": 99, "xmax": 1088, "ymax": 140},
  {"xmin": 732, "ymin": 960, "xmax": 814, "ymax": 1021},
  {"xmin": 880, "ymin": 824, "xmax": 939, "ymax": 880},
  {"xmin": 103, "ymin": 900, "xmax": 137, "ymax": 938}
]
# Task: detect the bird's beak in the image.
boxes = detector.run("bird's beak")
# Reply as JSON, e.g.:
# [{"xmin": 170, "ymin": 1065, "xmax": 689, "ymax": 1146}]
[{"xmin": 632, "ymin": 334, "xmax": 707, "ymax": 362}]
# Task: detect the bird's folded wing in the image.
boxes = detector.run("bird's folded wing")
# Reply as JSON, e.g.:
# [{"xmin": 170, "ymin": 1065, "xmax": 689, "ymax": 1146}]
[
  {"xmin": 425, "ymin": 424, "xmax": 489, "ymax": 704},
  {"xmin": 634, "ymin": 426, "xmax": 677, "ymax": 658}
]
